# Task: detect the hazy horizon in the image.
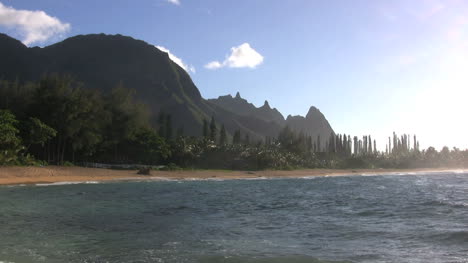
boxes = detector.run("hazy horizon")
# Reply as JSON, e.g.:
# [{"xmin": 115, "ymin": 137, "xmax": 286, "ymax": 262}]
[{"xmin": 1, "ymin": 0, "xmax": 467, "ymax": 150}]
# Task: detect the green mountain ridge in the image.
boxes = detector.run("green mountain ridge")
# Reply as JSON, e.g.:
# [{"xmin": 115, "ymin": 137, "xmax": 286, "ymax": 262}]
[{"xmin": 0, "ymin": 33, "xmax": 334, "ymax": 142}]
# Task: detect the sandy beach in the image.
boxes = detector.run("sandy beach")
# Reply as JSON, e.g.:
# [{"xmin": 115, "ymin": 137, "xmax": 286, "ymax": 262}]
[{"xmin": 0, "ymin": 166, "xmax": 464, "ymax": 186}]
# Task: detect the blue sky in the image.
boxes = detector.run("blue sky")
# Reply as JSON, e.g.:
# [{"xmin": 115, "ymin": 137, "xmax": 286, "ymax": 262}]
[{"xmin": 1, "ymin": 0, "xmax": 467, "ymax": 150}]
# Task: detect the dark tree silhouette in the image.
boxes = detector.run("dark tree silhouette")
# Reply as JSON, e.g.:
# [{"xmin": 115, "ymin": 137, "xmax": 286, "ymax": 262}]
[
  {"xmin": 219, "ymin": 124, "xmax": 227, "ymax": 145},
  {"xmin": 157, "ymin": 112, "xmax": 166, "ymax": 139},
  {"xmin": 244, "ymin": 133, "xmax": 250, "ymax": 145},
  {"xmin": 165, "ymin": 114, "xmax": 172, "ymax": 140},
  {"xmin": 233, "ymin": 129, "xmax": 241, "ymax": 145},
  {"xmin": 202, "ymin": 119, "xmax": 208, "ymax": 138},
  {"xmin": 209, "ymin": 116, "xmax": 217, "ymax": 141}
]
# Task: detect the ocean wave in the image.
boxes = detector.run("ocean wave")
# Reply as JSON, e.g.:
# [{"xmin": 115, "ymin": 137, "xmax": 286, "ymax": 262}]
[
  {"xmin": 428, "ymin": 231, "xmax": 468, "ymax": 244},
  {"xmin": 35, "ymin": 181, "xmax": 100, "ymax": 186},
  {"xmin": 196, "ymin": 255, "xmax": 350, "ymax": 263},
  {"xmin": 422, "ymin": 200, "xmax": 468, "ymax": 209},
  {"xmin": 5, "ymin": 184, "xmax": 27, "ymax": 188},
  {"xmin": 358, "ymin": 173, "xmax": 382, "ymax": 177},
  {"xmin": 243, "ymin": 176, "xmax": 270, "ymax": 180},
  {"xmin": 299, "ymin": 176, "xmax": 319, "ymax": 180},
  {"xmin": 451, "ymin": 170, "xmax": 468, "ymax": 174},
  {"xmin": 19, "ymin": 169, "xmax": 468, "ymax": 186}
]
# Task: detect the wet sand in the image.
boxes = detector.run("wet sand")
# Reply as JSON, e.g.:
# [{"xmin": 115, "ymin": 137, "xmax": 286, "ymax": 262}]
[{"xmin": 0, "ymin": 166, "xmax": 464, "ymax": 186}]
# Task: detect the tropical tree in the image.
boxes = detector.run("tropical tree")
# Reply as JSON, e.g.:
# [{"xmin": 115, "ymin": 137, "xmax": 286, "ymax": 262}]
[
  {"xmin": 0, "ymin": 110, "xmax": 22, "ymax": 164},
  {"xmin": 21, "ymin": 117, "xmax": 56, "ymax": 148},
  {"xmin": 126, "ymin": 128, "xmax": 171, "ymax": 164},
  {"xmin": 28, "ymin": 75, "xmax": 109, "ymax": 163}
]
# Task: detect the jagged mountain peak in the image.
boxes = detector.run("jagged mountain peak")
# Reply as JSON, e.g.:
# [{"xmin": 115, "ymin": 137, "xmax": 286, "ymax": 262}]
[
  {"xmin": 209, "ymin": 94, "xmax": 286, "ymax": 125},
  {"xmin": 262, "ymin": 100, "xmax": 270, "ymax": 108},
  {"xmin": 306, "ymin": 106, "xmax": 323, "ymax": 118},
  {"xmin": 285, "ymin": 106, "xmax": 334, "ymax": 146}
]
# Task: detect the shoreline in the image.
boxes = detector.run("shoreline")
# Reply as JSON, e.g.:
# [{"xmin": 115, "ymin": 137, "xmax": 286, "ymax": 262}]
[{"xmin": 0, "ymin": 166, "xmax": 466, "ymax": 186}]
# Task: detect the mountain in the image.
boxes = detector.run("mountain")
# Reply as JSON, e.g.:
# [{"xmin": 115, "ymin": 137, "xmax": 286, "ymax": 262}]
[
  {"xmin": 208, "ymin": 92, "xmax": 285, "ymax": 125},
  {"xmin": 0, "ymin": 33, "xmax": 333, "ymax": 142},
  {"xmin": 285, "ymin": 107, "xmax": 334, "ymax": 148},
  {"xmin": 209, "ymin": 93, "xmax": 334, "ymax": 146}
]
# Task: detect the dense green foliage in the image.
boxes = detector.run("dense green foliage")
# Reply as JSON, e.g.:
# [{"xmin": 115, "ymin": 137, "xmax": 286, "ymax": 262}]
[
  {"xmin": 1, "ymin": 75, "xmax": 467, "ymax": 169},
  {"xmin": 0, "ymin": 76, "xmax": 168, "ymax": 165},
  {"xmin": 0, "ymin": 110, "xmax": 22, "ymax": 164}
]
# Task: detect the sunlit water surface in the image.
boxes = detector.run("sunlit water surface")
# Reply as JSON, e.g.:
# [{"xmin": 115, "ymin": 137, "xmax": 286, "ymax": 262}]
[{"xmin": 1, "ymin": 172, "xmax": 467, "ymax": 263}]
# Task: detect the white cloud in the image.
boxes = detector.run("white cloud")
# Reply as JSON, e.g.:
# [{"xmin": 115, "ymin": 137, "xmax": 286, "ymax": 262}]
[
  {"xmin": 166, "ymin": 0, "xmax": 180, "ymax": 5},
  {"xmin": 205, "ymin": 43, "xmax": 264, "ymax": 70},
  {"xmin": 204, "ymin": 61, "xmax": 222, "ymax": 69},
  {"xmin": 156, "ymin": 45, "xmax": 195, "ymax": 73},
  {"xmin": 0, "ymin": 2, "xmax": 70, "ymax": 46}
]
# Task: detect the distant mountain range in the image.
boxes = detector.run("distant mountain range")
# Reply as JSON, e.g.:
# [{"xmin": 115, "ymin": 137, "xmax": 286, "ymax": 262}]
[
  {"xmin": 208, "ymin": 93, "xmax": 334, "ymax": 144},
  {"xmin": 0, "ymin": 33, "xmax": 334, "ymax": 143}
]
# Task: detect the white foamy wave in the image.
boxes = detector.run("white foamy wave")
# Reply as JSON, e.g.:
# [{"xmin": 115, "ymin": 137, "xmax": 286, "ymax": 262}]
[
  {"xmin": 134, "ymin": 177, "xmax": 229, "ymax": 183},
  {"xmin": 244, "ymin": 176, "xmax": 269, "ymax": 180},
  {"xmin": 208, "ymin": 178, "xmax": 231, "ymax": 181},
  {"xmin": 139, "ymin": 176, "xmax": 179, "ymax": 182},
  {"xmin": 179, "ymin": 177, "xmax": 212, "ymax": 181},
  {"xmin": 391, "ymin": 172, "xmax": 411, "ymax": 176},
  {"xmin": 140, "ymin": 176, "xmax": 273, "ymax": 182},
  {"xmin": 359, "ymin": 171, "xmax": 458, "ymax": 177},
  {"xmin": 36, "ymin": 181, "xmax": 100, "ymax": 186},
  {"xmin": 450, "ymin": 170, "xmax": 468, "ymax": 174},
  {"xmin": 299, "ymin": 176, "xmax": 319, "ymax": 180},
  {"xmin": 450, "ymin": 201, "xmax": 468, "ymax": 208},
  {"xmin": 298, "ymin": 173, "xmax": 351, "ymax": 178},
  {"xmin": 6, "ymin": 184, "xmax": 28, "ymax": 188},
  {"xmin": 349, "ymin": 172, "xmax": 403, "ymax": 177}
]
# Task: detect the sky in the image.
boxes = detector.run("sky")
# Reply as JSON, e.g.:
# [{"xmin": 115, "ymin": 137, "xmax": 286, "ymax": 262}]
[{"xmin": 1, "ymin": 0, "xmax": 467, "ymax": 151}]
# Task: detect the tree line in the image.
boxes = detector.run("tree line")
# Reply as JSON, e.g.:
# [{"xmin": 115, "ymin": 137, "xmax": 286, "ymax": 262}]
[
  {"xmin": 1, "ymin": 75, "xmax": 467, "ymax": 170},
  {"xmin": 0, "ymin": 75, "xmax": 170, "ymax": 165}
]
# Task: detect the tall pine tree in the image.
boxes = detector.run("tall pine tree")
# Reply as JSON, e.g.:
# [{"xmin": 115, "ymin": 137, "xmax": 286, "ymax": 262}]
[
  {"xmin": 233, "ymin": 129, "xmax": 241, "ymax": 144},
  {"xmin": 219, "ymin": 124, "xmax": 227, "ymax": 145},
  {"xmin": 209, "ymin": 116, "xmax": 217, "ymax": 141},
  {"xmin": 202, "ymin": 119, "xmax": 208, "ymax": 138}
]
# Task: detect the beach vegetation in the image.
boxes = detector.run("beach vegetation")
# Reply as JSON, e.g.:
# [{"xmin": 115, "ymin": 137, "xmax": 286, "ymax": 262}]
[{"xmin": 0, "ymin": 76, "xmax": 467, "ymax": 169}]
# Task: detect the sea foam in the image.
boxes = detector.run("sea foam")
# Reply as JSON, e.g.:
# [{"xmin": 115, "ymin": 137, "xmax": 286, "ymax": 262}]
[{"xmin": 35, "ymin": 181, "xmax": 100, "ymax": 186}]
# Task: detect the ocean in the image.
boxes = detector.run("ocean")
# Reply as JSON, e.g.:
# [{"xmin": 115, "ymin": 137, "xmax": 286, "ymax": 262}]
[{"xmin": 0, "ymin": 172, "xmax": 467, "ymax": 263}]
